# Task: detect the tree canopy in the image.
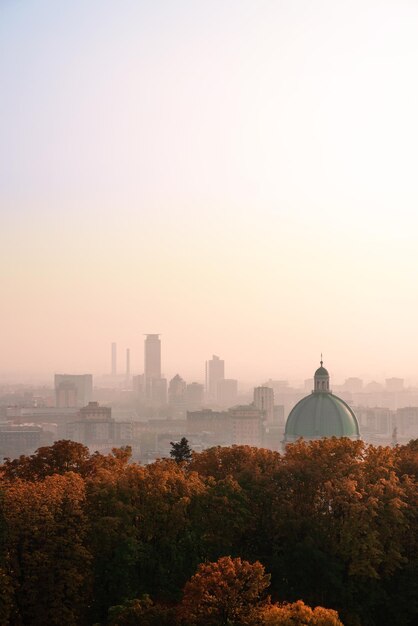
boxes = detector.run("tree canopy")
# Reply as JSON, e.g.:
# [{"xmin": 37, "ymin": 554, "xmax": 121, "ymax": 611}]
[{"xmin": 1, "ymin": 437, "xmax": 418, "ymax": 625}]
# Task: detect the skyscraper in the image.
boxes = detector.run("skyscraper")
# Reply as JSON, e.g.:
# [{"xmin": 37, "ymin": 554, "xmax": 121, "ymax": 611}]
[
  {"xmin": 253, "ymin": 386, "xmax": 274, "ymax": 423},
  {"xmin": 186, "ymin": 382, "xmax": 204, "ymax": 410},
  {"xmin": 143, "ymin": 334, "xmax": 166, "ymax": 406},
  {"xmin": 168, "ymin": 374, "xmax": 187, "ymax": 406},
  {"xmin": 217, "ymin": 379, "xmax": 238, "ymax": 407},
  {"xmin": 126, "ymin": 348, "xmax": 131, "ymax": 378},
  {"xmin": 168, "ymin": 374, "xmax": 187, "ymax": 417},
  {"xmin": 206, "ymin": 355, "xmax": 224, "ymax": 401},
  {"xmin": 144, "ymin": 334, "xmax": 161, "ymax": 380}
]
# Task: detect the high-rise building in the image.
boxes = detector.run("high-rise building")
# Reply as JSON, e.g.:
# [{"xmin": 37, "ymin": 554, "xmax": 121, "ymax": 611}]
[
  {"xmin": 343, "ymin": 377, "xmax": 363, "ymax": 392},
  {"xmin": 206, "ymin": 355, "xmax": 224, "ymax": 401},
  {"xmin": 147, "ymin": 377, "xmax": 167, "ymax": 407},
  {"xmin": 144, "ymin": 334, "xmax": 161, "ymax": 380},
  {"xmin": 111, "ymin": 342, "xmax": 117, "ymax": 376},
  {"xmin": 386, "ymin": 377, "xmax": 404, "ymax": 392},
  {"xmin": 126, "ymin": 348, "xmax": 131, "ymax": 379},
  {"xmin": 168, "ymin": 374, "xmax": 187, "ymax": 417},
  {"xmin": 253, "ymin": 386, "xmax": 274, "ymax": 423},
  {"xmin": 186, "ymin": 382, "xmax": 204, "ymax": 410},
  {"xmin": 66, "ymin": 401, "xmax": 133, "ymax": 448},
  {"xmin": 54, "ymin": 374, "xmax": 93, "ymax": 408},
  {"xmin": 228, "ymin": 405, "xmax": 264, "ymax": 446},
  {"xmin": 168, "ymin": 374, "xmax": 187, "ymax": 405},
  {"xmin": 217, "ymin": 379, "xmax": 238, "ymax": 407},
  {"xmin": 79, "ymin": 401, "xmax": 111, "ymax": 422},
  {"xmin": 143, "ymin": 334, "xmax": 166, "ymax": 406}
]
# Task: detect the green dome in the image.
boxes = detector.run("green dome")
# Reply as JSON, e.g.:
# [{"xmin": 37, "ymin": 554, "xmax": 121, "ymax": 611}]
[
  {"xmin": 314, "ymin": 366, "xmax": 329, "ymax": 377},
  {"xmin": 284, "ymin": 392, "xmax": 360, "ymax": 442}
]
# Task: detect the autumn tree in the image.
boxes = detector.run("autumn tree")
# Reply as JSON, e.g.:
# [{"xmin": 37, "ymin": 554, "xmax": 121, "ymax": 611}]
[
  {"xmin": 395, "ymin": 438, "xmax": 418, "ymax": 479},
  {"xmin": 193, "ymin": 475, "xmax": 252, "ymax": 560},
  {"xmin": 260, "ymin": 600, "xmax": 344, "ymax": 625},
  {"xmin": 2, "ymin": 441, "xmax": 132, "ymax": 481},
  {"xmin": 2, "ymin": 473, "xmax": 91, "ymax": 626},
  {"xmin": 2, "ymin": 439, "xmax": 91, "ymax": 480},
  {"xmin": 189, "ymin": 445, "xmax": 282, "ymax": 484},
  {"xmin": 178, "ymin": 556, "xmax": 271, "ymax": 625},
  {"xmin": 86, "ymin": 458, "xmax": 206, "ymax": 621},
  {"xmin": 0, "ymin": 491, "xmax": 13, "ymax": 625}
]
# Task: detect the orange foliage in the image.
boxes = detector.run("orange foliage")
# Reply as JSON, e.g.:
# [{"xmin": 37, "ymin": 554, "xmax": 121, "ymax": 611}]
[
  {"xmin": 261, "ymin": 600, "xmax": 344, "ymax": 625},
  {"xmin": 178, "ymin": 556, "xmax": 270, "ymax": 625},
  {"xmin": 1, "ymin": 473, "xmax": 91, "ymax": 625}
]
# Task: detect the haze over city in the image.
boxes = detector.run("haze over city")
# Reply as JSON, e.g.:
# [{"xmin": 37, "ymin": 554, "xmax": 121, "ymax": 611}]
[
  {"xmin": 4, "ymin": 4, "xmax": 418, "ymax": 625},
  {"xmin": 2, "ymin": 0, "xmax": 418, "ymax": 384}
]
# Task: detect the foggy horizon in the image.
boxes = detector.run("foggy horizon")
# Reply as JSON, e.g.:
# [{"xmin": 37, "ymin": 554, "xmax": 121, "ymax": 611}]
[
  {"xmin": 3, "ymin": 1, "xmax": 418, "ymax": 386},
  {"xmin": 1, "ymin": 340, "xmax": 417, "ymax": 391}
]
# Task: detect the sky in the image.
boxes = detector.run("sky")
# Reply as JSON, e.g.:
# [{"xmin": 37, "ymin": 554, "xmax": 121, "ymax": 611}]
[{"xmin": 2, "ymin": 0, "xmax": 418, "ymax": 385}]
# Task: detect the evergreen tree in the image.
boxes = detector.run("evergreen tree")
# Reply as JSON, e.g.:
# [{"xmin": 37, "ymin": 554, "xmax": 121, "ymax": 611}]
[{"xmin": 170, "ymin": 437, "xmax": 192, "ymax": 463}]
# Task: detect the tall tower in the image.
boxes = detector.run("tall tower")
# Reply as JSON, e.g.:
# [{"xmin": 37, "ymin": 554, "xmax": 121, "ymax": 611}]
[
  {"xmin": 144, "ymin": 334, "xmax": 161, "ymax": 380},
  {"xmin": 126, "ymin": 348, "xmax": 131, "ymax": 378},
  {"xmin": 111, "ymin": 342, "xmax": 117, "ymax": 376},
  {"xmin": 254, "ymin": 386, "xmax": 274, "ymax": 422},
  {"xmin": 143, "ymin": 335, "xmax": 166, "ymax": 406},
  {"xmin": 205, "ymin": 355, "xmax": 225, "ymax": 401}
]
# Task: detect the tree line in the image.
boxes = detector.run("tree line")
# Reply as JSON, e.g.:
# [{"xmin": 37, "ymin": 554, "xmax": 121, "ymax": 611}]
[{"xmin": 1, "ymin": 437, "xmax": 418, "ymax": 625}]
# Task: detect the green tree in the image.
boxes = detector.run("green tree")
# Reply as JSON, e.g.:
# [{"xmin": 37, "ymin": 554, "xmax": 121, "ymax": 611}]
[
  {"xmin": 170, "ymin": 437, "xmax": 192, "ymax": 463},
  {"xmin": 105, "ymin": 595, "xmax": 175, "ymax": 626}
]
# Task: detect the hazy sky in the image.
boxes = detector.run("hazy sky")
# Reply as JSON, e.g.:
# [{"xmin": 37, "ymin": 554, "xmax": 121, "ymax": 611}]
[{"xmin": 2, "ymin": 0, "xmax": 418, "ymax": 384}]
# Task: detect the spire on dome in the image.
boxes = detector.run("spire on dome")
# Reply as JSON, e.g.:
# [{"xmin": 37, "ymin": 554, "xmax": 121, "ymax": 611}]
[{"xmin": 314, "ymin": 358, "xmax": 330, "ymax": 392}]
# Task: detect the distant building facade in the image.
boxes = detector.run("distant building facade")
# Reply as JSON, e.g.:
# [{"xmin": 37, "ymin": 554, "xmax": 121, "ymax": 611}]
[
  {"xmin": 217, "ymin": 379, "xmax": 238, "ymax": 407},
  {"xmin": 253, "ymin": 386, "xmax": 274, "ymax": 423},
  {"xmin": 206, "ymin": 355, "xmax": 224, "ymax": 401},
  {"xmin": 228, "ymin": 405, "xmax": 264, "ymax": 447},
  {"xmin": 386, "ymin": 378, "xmax": 404, "ymax": 392},
  {"xmin": 396, "ymin": 407, "xmax": 418, "ymax": 438},
  {"xmin": 187, "ymin": 409, "xmax": 230, "ymax": 444},
  {"xmin": 185, "ymin": 382, "xmax": 204, "ymax": 410},
  {"xmin": 0, "ymin": 422, "xmax": 42, "ymax": 458},
  {"xmin": 54, "ymin": 374, "xmax": 93, "ymax": 408},
  {"xmin": 168, "ymin": 374, "xmax": 187, "ymax": 417},
  {"xmin": 66, "ymin": 401, "xmax": 132, "ymax": 449}
]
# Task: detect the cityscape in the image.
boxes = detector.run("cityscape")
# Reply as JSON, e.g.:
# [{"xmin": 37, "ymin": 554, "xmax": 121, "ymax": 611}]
[
  {"xmin": 1, "ymin": 334, "xmax": 418, "ymax": 464},
  {"xmin": 2, "ymin": 0, "xmax": 418, "ymax": 624}
]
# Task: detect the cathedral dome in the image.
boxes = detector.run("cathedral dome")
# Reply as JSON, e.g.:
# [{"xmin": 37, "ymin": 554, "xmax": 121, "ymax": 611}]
[
  {"xmin": 284, "ymin": 360, "xmax": 360, "ymax": 443},
  {"xmin": 314, "ymin": 365, "xmax": 329, "ymax": 377}
]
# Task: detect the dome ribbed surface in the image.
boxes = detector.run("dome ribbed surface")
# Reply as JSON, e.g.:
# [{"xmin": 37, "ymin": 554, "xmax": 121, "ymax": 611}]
[{"xmin": 285, "ymin": 392, "xmax": 360, "ymax": 441}]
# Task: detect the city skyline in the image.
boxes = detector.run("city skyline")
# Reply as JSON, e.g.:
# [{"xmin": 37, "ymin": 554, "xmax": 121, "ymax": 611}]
[
  {"xmin": 2, "ymin": 339, "xmax": 418, "ymax": 390},
  {"xmin": 3, "ymin": 1, "xmax": 418, "ymax": 382},
  {"xmin": 2, "ymin": 4, "xmax": 418, "ymax": 624}
]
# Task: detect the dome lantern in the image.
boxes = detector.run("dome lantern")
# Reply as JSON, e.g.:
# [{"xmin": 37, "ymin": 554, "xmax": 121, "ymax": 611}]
[{"xmin": 314, "ymin": 356, "xmax": 330, "ymax": 392}]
